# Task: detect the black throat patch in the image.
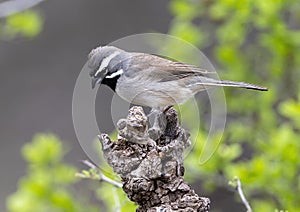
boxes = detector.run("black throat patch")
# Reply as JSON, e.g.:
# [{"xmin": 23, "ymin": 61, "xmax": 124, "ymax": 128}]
[{"xmin": 102, "ymin": 75, "xmax": 120, "ymax": 91}]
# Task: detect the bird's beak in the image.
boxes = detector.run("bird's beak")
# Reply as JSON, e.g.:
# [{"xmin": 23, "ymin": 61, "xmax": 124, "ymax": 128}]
[{"xmin": 91, "ymin": 76, "xmax": 103, "ymax": 89}]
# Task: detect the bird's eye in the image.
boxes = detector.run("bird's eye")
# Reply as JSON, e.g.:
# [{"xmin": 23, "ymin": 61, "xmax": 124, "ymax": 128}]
[{"xmin": 89, "ymin": 71, "xmax": 93, "ymax": 77}]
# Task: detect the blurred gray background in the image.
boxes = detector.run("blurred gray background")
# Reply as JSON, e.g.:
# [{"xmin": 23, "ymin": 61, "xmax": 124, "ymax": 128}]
[{"xmin": 0, "ymin": 0, "xmax": 171, "ymax": 211}]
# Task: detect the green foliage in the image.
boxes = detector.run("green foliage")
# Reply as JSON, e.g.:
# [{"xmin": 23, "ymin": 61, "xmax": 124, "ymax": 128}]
[
  {"xmin": 90, "ymin": 135, "xmax": 137, "ymax": 212},
  {"xmin": 6, "ymin": 134, "xmax": 98, "ymax": 212},
  {"xmin": 73, "ymin": 136, "xmax": 137, "ymax": 212},
  {"xmin": 167, "ymin": 0, "xmax": 300, "ymax": 211},
  {"xmin": 6, "ymin": 1, "xmax": 300, "ymax": 211},
  {"xmin": 96, "ymin": 183, "xmax": 137, "ymax": 212},
  {"xmin": 1, "ymin": 10, "xmax": 43, "ymax": 39}
]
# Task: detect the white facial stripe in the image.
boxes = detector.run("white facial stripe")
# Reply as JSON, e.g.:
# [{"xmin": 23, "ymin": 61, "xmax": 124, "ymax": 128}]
[
  {"xmin": 94, "ymin": 51, "xmax": 120, "ymax": 77},
  {"xmin": 105, "ymin": 69, "xmax": 124, "ymax": 79}
]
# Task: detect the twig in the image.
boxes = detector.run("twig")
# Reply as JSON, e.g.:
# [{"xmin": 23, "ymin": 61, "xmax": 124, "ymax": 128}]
[
  {"xmin": 76, "ymin": 160, "xmax": 123, "ymax": 188},
  {"xmin": 230, "ymin": 176, "xmax": 252, "ymax": 212},
  {"xmin": 0, "ymin": 0, "xmax": 45, "ymax": 18},
  {"xmin": 82, "ymin": 159, "xmax": 98, "ymax": 170}
]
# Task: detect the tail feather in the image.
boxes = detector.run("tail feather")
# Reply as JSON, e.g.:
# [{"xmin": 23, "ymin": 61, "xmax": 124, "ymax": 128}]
[
  {"xmin": 192, "ymin": 78, "xmax": 268, "ymax": 91},
  {"xmin": 215, "ymin": 80, "xmax": 268, "ymax": 91}
]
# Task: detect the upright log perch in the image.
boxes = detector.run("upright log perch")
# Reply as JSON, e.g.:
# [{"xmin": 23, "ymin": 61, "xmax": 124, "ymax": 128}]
[{"xmin": 98, "ymin": 106, "xmax": 210, "ymax": 211}]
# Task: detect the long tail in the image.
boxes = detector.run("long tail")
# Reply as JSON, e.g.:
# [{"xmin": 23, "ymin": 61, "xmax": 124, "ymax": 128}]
[
  {"xmin": 213, "ymin": 80, "xmax": 268, "ymax": 91},
  {"xmin": 193, "ymin": 78, "xmax": 268, "ymax": 91}
]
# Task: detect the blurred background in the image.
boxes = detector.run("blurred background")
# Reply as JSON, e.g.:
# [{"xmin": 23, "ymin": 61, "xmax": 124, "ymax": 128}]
[{"xmin": 1, "ymin": 0, "xmax": 300, "ymax": 211}]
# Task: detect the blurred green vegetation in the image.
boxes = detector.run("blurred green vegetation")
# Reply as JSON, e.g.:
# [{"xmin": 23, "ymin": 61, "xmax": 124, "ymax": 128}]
[
  {"xmin": 6, "ymin": 134, "xmax": 98, "ymax": 212},
  {"xmin": 6, "ymin": 0, "xmax": 300, "ymax": 211},
  {"xmin": 1, "ymin": 9, "xmax": 43, "ymax": 39},
  {"xmin": 167, "ymin": 0, "xmax": 300, "ymax": 211}
]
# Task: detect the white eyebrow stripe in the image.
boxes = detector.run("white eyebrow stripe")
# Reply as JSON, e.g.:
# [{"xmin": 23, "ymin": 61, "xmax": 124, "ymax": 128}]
[
  {"xmin": 105, "ymin": 69, "xmax": 124, "ymax": 79},
  {"xmin": 94, "ymin": 51, "xmax": 121, "ymax": 77}
]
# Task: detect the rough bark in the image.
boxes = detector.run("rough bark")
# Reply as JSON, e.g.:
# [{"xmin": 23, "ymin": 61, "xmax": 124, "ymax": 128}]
[{"xmin": 98, "ymin": 106, "xmax": 210, "ymax": 211}]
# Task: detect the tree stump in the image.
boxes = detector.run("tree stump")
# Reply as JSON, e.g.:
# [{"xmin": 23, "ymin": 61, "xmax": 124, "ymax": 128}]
[{"xmin": 98, "ymin": 106, "xmax": 210, "ymax": 211}]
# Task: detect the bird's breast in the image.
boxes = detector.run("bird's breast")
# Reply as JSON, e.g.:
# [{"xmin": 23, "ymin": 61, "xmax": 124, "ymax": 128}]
[{"xmin": 115, "ymin": 75, "xmax": 194, "ymax": 109}]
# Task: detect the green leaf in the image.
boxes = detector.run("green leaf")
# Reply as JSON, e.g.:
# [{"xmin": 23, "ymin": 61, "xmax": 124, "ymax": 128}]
[{"xmin": 5, "ymin": 10, "xmax": 43, "ymax": 38}]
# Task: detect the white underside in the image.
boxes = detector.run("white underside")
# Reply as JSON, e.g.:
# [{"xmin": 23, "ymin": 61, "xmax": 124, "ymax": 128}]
[{"xmin": 115, "ymin": 74, "xmax": 195, "ymax": 109}]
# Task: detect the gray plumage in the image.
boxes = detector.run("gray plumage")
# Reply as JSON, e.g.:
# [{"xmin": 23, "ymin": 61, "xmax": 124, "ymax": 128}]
[{"xmin": 88, "ymin": 46, "xmax": 268, "ymax": 109}]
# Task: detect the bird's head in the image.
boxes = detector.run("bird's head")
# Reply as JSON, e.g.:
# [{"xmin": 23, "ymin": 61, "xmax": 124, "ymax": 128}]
[{"xmin": 88, "ymin": 46, "xmax": 125, "ymax": 89}]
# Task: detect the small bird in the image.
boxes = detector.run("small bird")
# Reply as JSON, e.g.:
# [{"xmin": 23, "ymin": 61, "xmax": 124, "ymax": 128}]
[{"xmin": 88, "ymin": 46, "xmax": 267, "ymax": 110}]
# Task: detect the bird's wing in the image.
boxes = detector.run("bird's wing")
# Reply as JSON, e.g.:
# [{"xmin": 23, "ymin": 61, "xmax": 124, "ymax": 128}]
[
  {"xmin": 124, "ymin": 53, "xmax": 268, "ymax": 91},
  {"xmin": 126, "ymin": 53, "xmax": 216, "ymax": 81}
]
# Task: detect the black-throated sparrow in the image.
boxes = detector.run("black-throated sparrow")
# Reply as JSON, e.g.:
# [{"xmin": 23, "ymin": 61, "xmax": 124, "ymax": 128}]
[{"xmin": 88, "ymin": 46, "xmax": 267, "ymax": 110}]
